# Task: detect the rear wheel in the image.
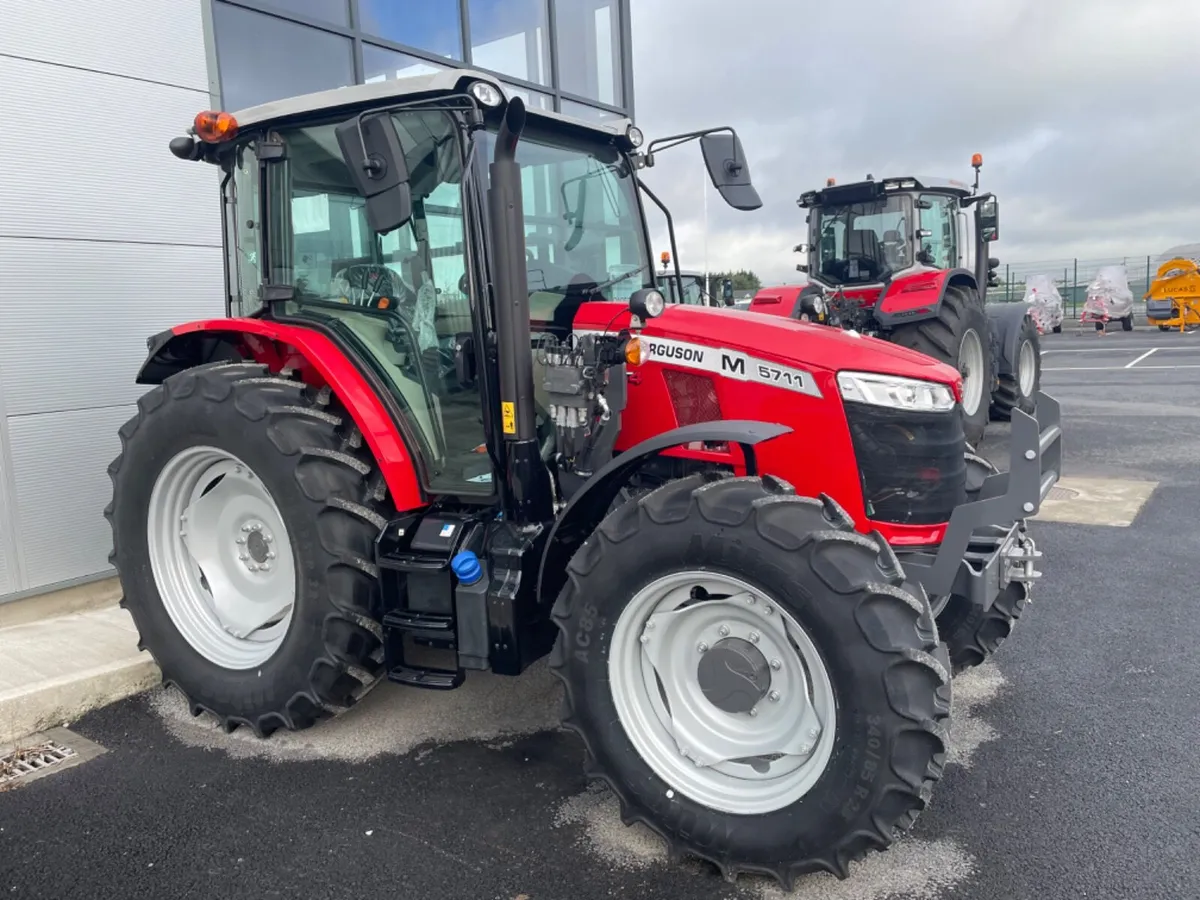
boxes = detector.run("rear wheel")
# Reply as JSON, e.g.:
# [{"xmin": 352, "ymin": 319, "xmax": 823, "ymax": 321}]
[
  {"xmin": 990, "ymin": 314, "xmax": 1040, "ymax": 419},
  {"xmin": 890, "ymin": 285, "xmax": 993, "ymax": 446},
  {"xmin": 1159, "ymin": 324, "xmax": 1171, "ymax": 332},
  {"xmin": 106, "ymin": 361, "xmax": 391, "ymax": 736},
  {"xmin": 550, "ymin": 473, "xmax": 951, "ymax": 886}
]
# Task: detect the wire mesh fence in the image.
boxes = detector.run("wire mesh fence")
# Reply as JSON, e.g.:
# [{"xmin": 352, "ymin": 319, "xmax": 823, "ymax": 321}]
[{"xmin": 985, "ymin": 250, "xmax": 1200, "ymax": 316}]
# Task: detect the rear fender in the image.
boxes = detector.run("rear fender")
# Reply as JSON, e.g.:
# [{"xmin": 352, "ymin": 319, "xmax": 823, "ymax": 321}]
[
  {"xmin": 985, "ymin": 302, "xmax": 1036, "ymax": 378},
  {"xmin": 876, "ymin": 269, "xmax": 977, "ymax": 328},
  {"xmin": 535, "ymin": 420, "xmax": 792, "ymax": 607},
  {"xmin": 137, "ymin": 319, "xmax": 426, "ymax": 512}
]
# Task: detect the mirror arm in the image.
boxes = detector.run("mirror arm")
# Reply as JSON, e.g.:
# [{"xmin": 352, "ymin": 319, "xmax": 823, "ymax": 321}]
[
  {"xmin": 646, "ymin": 126, "xmax": 740, "ymax": 163},
  {"xmin": 638, "ymin": 180, "xmax": 684, "ymax": 293}
]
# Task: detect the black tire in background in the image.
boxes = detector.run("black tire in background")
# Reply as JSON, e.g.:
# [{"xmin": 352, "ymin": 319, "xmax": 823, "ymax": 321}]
[
  {"xmin": 106, "ymin": 361, "xmax": 391, "ymax": 736},
  {"xmin": 1052, "ymin": 324, "xmax": 1063, "ymax": 334},
  {"xmin": 990, "ymin": 313, "xmax": 1041, "ymax": 419},
  {"xmin": 890, "ymin": 284, "xmax": 994, "ymax": 446},
  {"xmin": 550, "ymin": 473, "xmax": 951, "ymax": 886},
  {"xmin": 1121, "ymin": 315, "xmax": 1134, "ymax": 332}
]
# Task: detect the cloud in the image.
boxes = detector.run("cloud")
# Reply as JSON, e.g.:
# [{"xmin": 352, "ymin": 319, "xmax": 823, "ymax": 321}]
[{"xmin": 629, "ymin": 0, "xmax": 1200, "ymax": 284}]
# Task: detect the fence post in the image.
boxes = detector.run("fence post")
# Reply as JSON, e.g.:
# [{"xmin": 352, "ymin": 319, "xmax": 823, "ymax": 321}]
[
  {"xmin": 1073, "ymin": 258, "xmax": 1078, "ymax": 317},
  {"xmin": 1005, "ymin": 264, "xmax": 1011, "ymax": 301},
  {"xmin": 1145, "ymin": 255, "xmax": 1152, "ymax": 298}
]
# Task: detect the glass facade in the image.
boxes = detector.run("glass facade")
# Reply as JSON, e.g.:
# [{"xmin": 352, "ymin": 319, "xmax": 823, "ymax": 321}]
[{"xmin": 209, "ymin": 0, "xmax": 633, "ymax": 119}]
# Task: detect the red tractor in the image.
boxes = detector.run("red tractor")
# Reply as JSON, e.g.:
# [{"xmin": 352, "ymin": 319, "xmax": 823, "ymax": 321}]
[
  {"xmin": 783, "ymin": 158, "xmax": 1042, "ymax": 445},
  {"xmin": 107, "ymin": 72, "xmax": 1061, "ymax": 887}
]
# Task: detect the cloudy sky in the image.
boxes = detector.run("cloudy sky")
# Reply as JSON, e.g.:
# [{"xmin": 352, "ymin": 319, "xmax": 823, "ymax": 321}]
[{"xmin": 628, "ymin": 0, "xmax": 1200, "ymax": 285}]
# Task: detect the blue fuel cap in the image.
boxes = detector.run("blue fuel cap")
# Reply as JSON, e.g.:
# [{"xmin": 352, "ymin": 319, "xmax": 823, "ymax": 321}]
[{"xmin": 451, "ymin": 550, "xmax": 483, "ymax": 585}]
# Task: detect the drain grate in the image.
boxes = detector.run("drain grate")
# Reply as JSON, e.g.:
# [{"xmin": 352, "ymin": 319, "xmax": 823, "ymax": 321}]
[
  {"xmin": 1046, "ymin": 485, "xmax": 1080, "ymax": 502},
  {"xmin": 0, "ymin": 740, "xmax": 78, "ymax": 788}
]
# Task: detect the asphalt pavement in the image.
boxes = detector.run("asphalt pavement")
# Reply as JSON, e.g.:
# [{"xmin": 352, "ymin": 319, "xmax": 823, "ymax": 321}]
[{"xmin": 2, "ymin": 327, "xmax": 1198, "ymax": 900}]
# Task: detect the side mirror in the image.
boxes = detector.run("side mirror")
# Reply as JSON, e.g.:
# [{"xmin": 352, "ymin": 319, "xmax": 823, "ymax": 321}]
[
  {"xmin": 336, "ymin": 114, "xmax": 413, "ymax": 234},
  {"xmin": 700, "ymin": 132, "xmax": 762, "ymax": 211},
  {"xmin": 978, "ymin": 197, "xmax": 999, "ymax": 242},
  {"xmin": 793, "ymin": 243, "xmax": 811, "ymax": 253},
  {"xmin": 453, "ymin": 333, "xmax": 476, "ymax": 386},
  {"xmin": 722, "ymin": 279, "xmax": 734, "ymax": 306}
]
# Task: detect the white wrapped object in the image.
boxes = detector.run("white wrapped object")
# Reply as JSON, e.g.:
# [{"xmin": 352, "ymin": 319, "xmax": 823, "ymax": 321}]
[
  {"xmin": 1083, "ymin": 264, "xmax": 1134, "ymax": 320},
  {"xmin": 1023, "ymin": 274, "xmax": 1063, "ymax": 332}
]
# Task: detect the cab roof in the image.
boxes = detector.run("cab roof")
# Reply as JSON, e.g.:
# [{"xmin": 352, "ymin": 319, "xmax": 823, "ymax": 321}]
[
  {"xmin": 799, "ymin": 175, "xmax": 973, "ymax": 207},
  {"xmin": 224, "ymin": 68, "xmax": 633, "ymax": 142}
]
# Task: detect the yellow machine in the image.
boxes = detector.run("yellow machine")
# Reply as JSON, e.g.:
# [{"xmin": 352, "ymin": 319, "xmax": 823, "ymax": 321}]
[{"xmin": 1144, "ymin": 256, "xmax": 1200, "ymax": 331}]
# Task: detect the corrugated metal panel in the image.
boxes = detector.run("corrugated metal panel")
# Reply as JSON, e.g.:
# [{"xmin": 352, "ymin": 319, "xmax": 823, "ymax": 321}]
[
  {"xmin": 6, "ymin": 405, "xmax": 133, "ymax": 591},
  {"xmin": 0, "ymin": 238, "xmax": 224, "ymax": 416},
  {"xmin": 0, "ymin": 56, "xmax": 220, "ymax": 247},
  {"xmin": 0, "ymin": 0, "xmax": 209, "ymax": 91}
]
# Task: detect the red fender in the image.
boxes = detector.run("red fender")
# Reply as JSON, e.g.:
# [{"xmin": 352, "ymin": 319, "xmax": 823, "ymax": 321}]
[
  {"xmin": 876, "ymin": 268, "xmax": 978, "ymax": 326},
  {"xmin": 149, "ymin": 318, "xmax": 427, "ymax": 512}
]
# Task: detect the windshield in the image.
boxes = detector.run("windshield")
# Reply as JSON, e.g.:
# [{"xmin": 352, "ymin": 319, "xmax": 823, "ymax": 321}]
[
  {"xmin": 481, "ymin": 127, "xmax": 651, "ymax": 333},
  {"xmin": 658, "ymin": 273, "xmax": 706, "ymax": 305},
  {"xmin": 811, "ymin": 194, "xmax": 912, "ymax": 285}
]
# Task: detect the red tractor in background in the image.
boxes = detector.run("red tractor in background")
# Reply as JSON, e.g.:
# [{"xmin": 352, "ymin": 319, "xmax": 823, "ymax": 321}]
[
  {"xmin": 107, "ymin": 72, "xmax": 1061, "ymax": 888},
  {"xmin": 764, "ymin": 157, "xmax": 1042, "ymax": 446}
]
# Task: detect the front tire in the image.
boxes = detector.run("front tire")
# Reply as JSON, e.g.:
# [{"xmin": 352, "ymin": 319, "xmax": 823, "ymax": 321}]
[
  {"xmin": 990, "ymin": 314, "xmax": 1041, "ymax": 419},
  {"xmin": 1121, "ymin": 315, "xmax": 1134, "ymax": 332},
  {"xmin": 550, "ymin": 473, "xmax": 951, "ymax": 886},
  {"xmin": 106, "ymin": 361, "xmax": 390, "ymax": 736},
  {"xmin": 890, "ymin": 285, "xmax": 993, "ymax": 446},
  {"xmin": 1051, "ymin": 324, "xmax": 1062, "ymax": 334}
]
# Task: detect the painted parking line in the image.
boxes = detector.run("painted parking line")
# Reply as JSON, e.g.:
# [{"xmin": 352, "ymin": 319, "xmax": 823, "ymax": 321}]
[
  {"xmin": 1125, "ymin": 348, "xmax": 1158, "ymax": 368},
  {"xmin": 1042, "ymin": 364, "xmax": 1200, "ymax": 372}
]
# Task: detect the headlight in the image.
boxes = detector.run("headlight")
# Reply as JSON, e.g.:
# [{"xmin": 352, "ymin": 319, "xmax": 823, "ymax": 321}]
[
  {"xmin": 469, "ymin": 81, "xmax": 503, "ymax": 107},
  {"xmin": 837, "ymin": 371, "xmax": 955, "ymax": 412}
]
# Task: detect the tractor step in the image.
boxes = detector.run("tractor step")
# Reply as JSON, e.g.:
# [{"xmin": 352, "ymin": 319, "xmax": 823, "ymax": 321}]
[{"xmin": 382, "ymin": 610, "xmax": 465, "ymax": 690}]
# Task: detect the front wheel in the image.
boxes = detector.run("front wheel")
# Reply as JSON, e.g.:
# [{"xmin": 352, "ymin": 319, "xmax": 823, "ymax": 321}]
[
  {"xmin": 550, "ymin": 473, "xmax": 951, "ymax": 886},
  {"xmin": 1121, "ymin": 315, "xmax": 1134, "ymax": 332},
  {"xmin": 990, "ymin": 314, "xmax": 1041, "ymax": 420},
  {"xmin": 1052, "ymin": 324, "xmax": 1062, "ymax": 334},
  {"xmin": 890, "ymin": 285, "xmax": 993, "ymax": 446}
]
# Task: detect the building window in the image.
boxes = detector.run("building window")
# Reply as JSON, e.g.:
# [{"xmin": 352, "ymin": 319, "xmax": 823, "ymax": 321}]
[
  {"xmin": 358, "ymin": 0, "xmax": 464, "ymax": 60},
  {"xmin": 468, "ymin": 0, "xmax": 551, "ymax": 87},
  {"xmin": 561, "ymin": 99, "xmax": 623, "ymax": 122},
  {"xmin": 213, "ymin": 2, "xmax": 355, "ymax": 110},
  {"xmin": 363, "ymin": 44, "xmax": 450, "ymax": 83},
  {"xmin": 502, "ymin": 82, "xmax": 554, "ymax": 110},
  {"xmin": 257, "ymin": 0, "xmax": 349, "ymax": 26},
  {"xmin": 554, "ymin": 0, "xmax": 622, "ymax": 106}
]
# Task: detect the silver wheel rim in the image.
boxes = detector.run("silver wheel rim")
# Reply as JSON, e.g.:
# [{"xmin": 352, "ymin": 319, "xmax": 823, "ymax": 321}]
[
  {"xmin": 959, "ymin": 328, "xmax": 985, "ymax": 416},
  {"xmin": 1018, "ymin": 339, "xmax": 1036, "ymax": 396},
  {"xmin": 608, "ymin": 571, "xmax": 837, "ymax": 816},
  {"xmin": 147, "ymin": 446, "xmax": 296, "ymax": 670}
]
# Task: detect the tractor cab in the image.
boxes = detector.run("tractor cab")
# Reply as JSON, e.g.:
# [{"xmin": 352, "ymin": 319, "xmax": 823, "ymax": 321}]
[
  {"xmin": 796, "ymin": 166, "xmax": 1000, "ymax": 295},
  {"xmin": 653, "ymin": 255, "xmax": 732, "ymax": 307}
]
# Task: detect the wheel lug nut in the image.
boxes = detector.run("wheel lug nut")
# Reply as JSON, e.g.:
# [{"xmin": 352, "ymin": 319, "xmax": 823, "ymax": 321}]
[
  {"xmin": 640, "ymin": 635, "xmax": 650, "ymax": 644},
  {"xmin": 809, "ymin": 728, "xmax": 819, "ymax": 738},
  {"xmin": 746, "ymin": 596, "xmax": 755, "ymax": 604},
  {"xmin": 267, "ymin": 551, "xmax": 276, "ymax": 559},
  {"xmin": 749, "ymin": 708, "xmax": 758, "ymax": 717},
  {"xmin": 252, "ymin": 523, "xmax": 262, "ymax": 532},
  {"xmin": 242, "ymin": 524, "xmax": 251, "ymax": 533},
  {"xmin": 645, "ymin": 621, "xmax": 655, "ymax": 630},
  {"xmin": 240, "ymin": 553, "xmax": 249, "ymax": 560},
  {"xmin": 265, "ymin": 534, "xmax": 273, "ymax": 543},
  {"xmin": 799, "ymin": 742, "xmax": 812, "ymax": 754},
  {"xmin": 234, "ymin": 465, "xmax": 242, "ymax": 473},
  {"xmin": 697, "ymin": 642, "xmax": 708, "ymax": 653},
  {"xmin": 718, "ymin": 625, "xmax": 730, "ymax": 637},
  {"xmin": 764, "ymin": 606, "xmax": 774, "ymax": 615},
  {"xmin": 749, "ymin": 631, "xmax": 760, "ymax": 643},
  {"xmin": 236, "ymin": 537, "xmax": 246, "ymax": 544},
  {"xmin": 770, "ymin": 659, "xmax": 781, "ymax": 670},
  {"xmin": 769, "ymin": 691, "xmax": 780, "ymax": 702}
]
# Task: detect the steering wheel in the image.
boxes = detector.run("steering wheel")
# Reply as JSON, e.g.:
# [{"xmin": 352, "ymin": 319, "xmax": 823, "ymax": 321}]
[{"xmin": 334, "ymin": 264, "xmax": 409, "ymax": 309}]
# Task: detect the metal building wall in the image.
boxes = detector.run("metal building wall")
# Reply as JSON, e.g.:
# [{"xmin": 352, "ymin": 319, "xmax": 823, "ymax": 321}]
[{"xmin": 0, "ymin": 0, "xmax": 225, "ymax": 601}]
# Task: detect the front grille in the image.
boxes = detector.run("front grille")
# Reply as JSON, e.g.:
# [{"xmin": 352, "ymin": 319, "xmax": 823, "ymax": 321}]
[
  {"xmin": 664, "ymin": 370, "xmax": 722, "ymax": 426},
  {"xmin": 844, "ymin": 403, "xmax": 967, "ymax": 525}
]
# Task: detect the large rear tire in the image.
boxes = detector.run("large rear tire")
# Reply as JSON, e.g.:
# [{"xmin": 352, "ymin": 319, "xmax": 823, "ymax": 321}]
[
  {"xmin": 106, "ymin": 361, "xmax": 391, "ymax": 736},
  {"xmin": 890, "ymin": 285, "xmax": 993, "ymax": 446},
  {"xmin": 989, "ymin": 313, "xmax": 1040, "ymax": 420},
  {"xmin": 550, "ymin": 473, "xmax": 951, "ymax": 886},
  {"xmin": 934, "ymin": 453, "xmax": 1029, "ymax": 674}
]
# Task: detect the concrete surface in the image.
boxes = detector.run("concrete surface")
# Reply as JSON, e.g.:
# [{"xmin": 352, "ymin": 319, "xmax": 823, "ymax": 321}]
[
  {"xmin": 0, "ymin": 606, "xmax": 158, "ymax": 744},
  {"xmin": 1, "ymin": 328, "xmax": 1198, "ymax": 899},
  {"xmin": 0, "ymin": 576, "xmax": 121, "ymax": 629},
  {"xmin": 1034, "ymin": 476, "xmax": 1158, "ymax": 527}
]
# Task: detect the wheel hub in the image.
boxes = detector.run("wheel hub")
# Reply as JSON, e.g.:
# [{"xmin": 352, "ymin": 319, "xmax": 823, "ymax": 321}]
[
  {"xmin": 697, "ymin": 637, "xmax": 771, "ymax": 714},
  {"xmin": 239, "ymin": 520, "xmax": 276, "ymax": 571}
]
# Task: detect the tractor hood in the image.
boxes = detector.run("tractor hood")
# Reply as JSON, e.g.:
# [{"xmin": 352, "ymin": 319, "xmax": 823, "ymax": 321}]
[{"xmin": 573, "ymin": 303, "xmax": 961, "ymax": 387}]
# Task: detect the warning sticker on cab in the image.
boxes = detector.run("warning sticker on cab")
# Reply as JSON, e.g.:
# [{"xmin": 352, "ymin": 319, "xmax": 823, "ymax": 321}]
[{"xmin": 501, "ymin": 401, "xmax": 516, "ymax": 434}]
